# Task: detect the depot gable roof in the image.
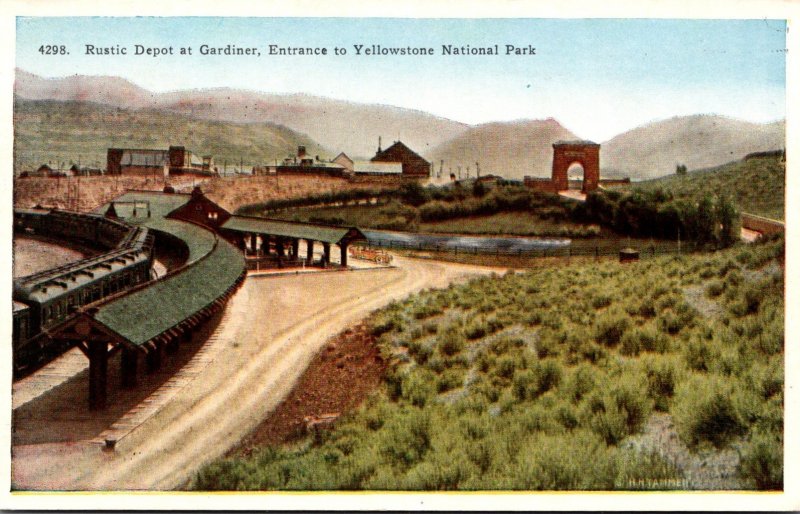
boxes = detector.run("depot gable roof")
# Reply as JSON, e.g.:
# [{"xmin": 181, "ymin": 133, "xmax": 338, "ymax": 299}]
[
  {"xmin": 96, "ymin": 191, "xmax": 192, "ymax": 220},
  {"xmin": 221, "ymin": 215, "xmax": 365, "ymax": 245}
]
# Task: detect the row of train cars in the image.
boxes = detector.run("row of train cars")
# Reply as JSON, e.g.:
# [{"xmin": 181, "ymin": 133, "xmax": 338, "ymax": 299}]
[{"xmin": 12, "ymin": 208, "xmax": 155, "ymax": 376}]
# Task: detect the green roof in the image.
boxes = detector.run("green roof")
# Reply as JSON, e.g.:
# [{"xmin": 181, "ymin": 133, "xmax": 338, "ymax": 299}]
[
  {"xmin": 95, "ymin": 191, "xmax": 191, "ymax": 220},
  {"xmin": 140, "ymin": 218, "xmax": 215, "ymax": 264},
  {"xmin": 93, "ymin": 235, "xmax": 244, "ymax": 346},
  {"xmin": 88, "ymin": 189, "xmax": 242, "ymax": 347},
  {"xmin": 221, "ymin": 215, "xmax": 365, "ymax": 245}
]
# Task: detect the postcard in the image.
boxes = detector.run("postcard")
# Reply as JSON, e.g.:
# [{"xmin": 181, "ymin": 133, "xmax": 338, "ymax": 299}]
[{"xmin": 1, "ymin": 0, "xmax": 798, "ymax": 511}]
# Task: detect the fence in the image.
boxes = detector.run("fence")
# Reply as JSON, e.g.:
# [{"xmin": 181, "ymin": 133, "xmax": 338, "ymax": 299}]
[{"xmin": 360, "ymin": 238, "xmax": 702, "ymax": 259}]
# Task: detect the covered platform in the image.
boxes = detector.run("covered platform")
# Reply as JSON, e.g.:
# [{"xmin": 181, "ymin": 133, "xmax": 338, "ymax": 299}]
[
  {"xmin": 220, "ymin": 215, "xmax": 366, "ymax": 268},
  {"xmin": 43, "ymin": 187, "xmax": 366, "ymax": 409},
  {"xmin": 50, "ymin": 224, "xmax": 245, "ymax": 409}
]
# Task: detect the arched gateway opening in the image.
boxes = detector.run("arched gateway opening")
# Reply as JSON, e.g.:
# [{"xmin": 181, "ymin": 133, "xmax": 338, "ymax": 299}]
[
  {"xmin": 567, "ymin": 162, "xmax": 585, "ymax": 190},
  {"xmin": 552, "ymin": 141, "xmax": 600, "ymax": 193}
]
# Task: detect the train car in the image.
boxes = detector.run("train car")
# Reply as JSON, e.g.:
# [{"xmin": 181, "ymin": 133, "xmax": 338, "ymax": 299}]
[{"xmin": 12, "ymin": 208, "xmax": 155, "ymax": 374}]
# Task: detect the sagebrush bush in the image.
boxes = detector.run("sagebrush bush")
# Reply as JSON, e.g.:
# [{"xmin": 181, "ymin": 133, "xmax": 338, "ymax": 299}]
[
  {"xmin": 684, "ymin": 338, "xmax": 718, "ymax": 372},
  {"xmin": 643, "ymin": 355, "xmax": 682, "ymax": 411},
  {"xmin": 594, "ymin": 309, "xmax": 631, "ymax": 346},
  {"xmin": 585, "ymin": 371, "xmax": 651, "ymax": 446},
  {"xmin": 738, "ymin": 429, "xmax": 783, "ymax": 490},
  {"xmin": 512, "ymin": 430, "xmax": 618, "ymax": 489},
  {"xmin": 673, "ymin": 374, "xmax": 747, "ymax": 448},
  {"xmin": 563, "ymin": 364, "xmax": 598, "ymax": 403},
  {"xmin": 438, "ymin": 325, "xmax": 465, "ymax": 356},
  {"xmin": 401, "ymin": 371, "xmax": 436, "ymax": 407},
  {"xmin": 706, "ymin": 280, "xmax": 725, "ymax": 298}
]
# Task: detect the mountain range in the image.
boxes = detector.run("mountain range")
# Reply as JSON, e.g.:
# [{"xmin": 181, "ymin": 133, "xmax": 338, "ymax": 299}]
[{"xmin": 14, "ymin": 70, "xmax": 785, "ymax": 180}]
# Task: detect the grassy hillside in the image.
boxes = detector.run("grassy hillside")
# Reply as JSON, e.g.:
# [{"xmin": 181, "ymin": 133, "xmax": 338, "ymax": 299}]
[
  {"xmin": 602, "ymin": 115, "xmax": 785, "ymax": 180},
  {"xmin": 428, "ymin": 119, "xmax": 578, "ymax": 182},
  {"xmin": 632, "ymin": 155, "xmax": 785, "ymax": 220},
  {"xmin": 194, "ymin": 238, "xmax": 784, "ymax": 491},
  {"xmin": 16, "ymin": 70, "xmax": 468, "ymax": 159},
  {"xmin": 12, "ymin": 99, "xmax": 330, "ymax": 173}
]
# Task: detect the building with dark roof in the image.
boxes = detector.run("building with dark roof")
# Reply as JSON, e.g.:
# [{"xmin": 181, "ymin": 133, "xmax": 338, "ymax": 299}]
[
  {"xmin": 371, "ymin": 140, "xmax": 431, "ymax": 178},
  {"xmin": 107, "ymin": 146, "xmax": 215, "ymax": 177}
]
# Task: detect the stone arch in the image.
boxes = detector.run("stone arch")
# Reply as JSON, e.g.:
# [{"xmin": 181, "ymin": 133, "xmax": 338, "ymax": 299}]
[{"xmin": 552, "ymin": 141, "xmax": 600, "ymax": 193}]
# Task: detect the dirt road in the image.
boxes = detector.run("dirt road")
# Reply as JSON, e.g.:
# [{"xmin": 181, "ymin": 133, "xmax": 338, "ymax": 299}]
[
  {"xmin": 12, "ymin": 256, "xmax": 501, "ymax": 491},
  {"xmin": 13, "ymin": 237, "xmax": 86, "ymax": 277}
]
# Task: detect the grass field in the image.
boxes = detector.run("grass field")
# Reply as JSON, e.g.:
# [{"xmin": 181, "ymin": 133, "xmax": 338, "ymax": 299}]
[
  {"xmin": 194, "ymin": 236, "xmax": 784, "ymax": 491},
  {"xmin": 631, "ymin": 155, "xmax": 785, "ymax": 220},
  {"xmin": 272, "ymin": 201, "xmax": 601, "ymax": 238}
]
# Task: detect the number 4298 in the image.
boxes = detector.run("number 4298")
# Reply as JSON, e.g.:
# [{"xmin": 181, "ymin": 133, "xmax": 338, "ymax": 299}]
[{"xmin": 38, "ymin": 45, "xmax": 68, "ymax": 55}]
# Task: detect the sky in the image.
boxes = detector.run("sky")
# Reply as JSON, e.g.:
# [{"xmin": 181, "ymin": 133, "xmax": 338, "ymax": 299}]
[{"xmin": 15, "ymin": 17, "xmax": 787, "ymax": 141}]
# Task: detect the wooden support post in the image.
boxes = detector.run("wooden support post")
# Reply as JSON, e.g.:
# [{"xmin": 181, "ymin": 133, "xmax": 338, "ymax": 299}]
[
  {"xmin": 147, "ymin": 345, "xmax": 163, "ymax": 373},
  {"xmin": 306, "ymin": 239, "xmax": 314, "ymax": 265},
  {"xmin": 88, "ymin": 340, "xmax": 109, "ymax": 410},
  {"xmin": 166, "ymin": 337, "xmax": 179, "ymax": 355},
  {"xmin": 120, "ymin": 347, "xmax": 138, "ymax": 389},
  {"xmin": 292, "ymin": 239, "xmax": 300, "ymax": 259},
  {"xmin": 340, "ymin": 242, "xmax": 348, "ymax": 267},
  {"xmin": 323, "ymin": 242, "xmax": 331, "ymax": 268},
  {"xmin": 277, "ymin": 237, "xmax": 285, "ymax": 257}
]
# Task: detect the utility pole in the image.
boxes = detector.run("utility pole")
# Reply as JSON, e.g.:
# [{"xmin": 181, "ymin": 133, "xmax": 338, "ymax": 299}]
[{"xmin": 476, "ymin": 162, "xmax": 480, "ymax": 178}]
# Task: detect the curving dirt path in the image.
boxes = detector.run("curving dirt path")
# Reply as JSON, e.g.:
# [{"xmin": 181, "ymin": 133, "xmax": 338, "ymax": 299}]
[{"xmin": 11, "ymin": 256, "xmax": 502, "ymax": 491}]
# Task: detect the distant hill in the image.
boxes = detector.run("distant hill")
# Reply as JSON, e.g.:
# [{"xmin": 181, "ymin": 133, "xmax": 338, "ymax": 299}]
[
  {"xmin": 602, "ymin": 115, "xmax": 785, "ymax": 180},
  {"xmin": 15, "ymin": 69, "xmax": 468, "ymax": 159},
  {"xmin": 427, "ymin": 119, "xmax": 578, "ymax": 182},
  {"xmin": 15, "ymin": 71, "xmax": 787, "ymax": 181},
  {"xmin": 13, "ymin": 99, "xmax": 330, "ymax": 173},
  {"xmin": 15, "ymin": 69, "xmax": 158, "ymax": 109},
  {"xmin": 633, "ymin": 153, "xmax": 785, "ymax": 220}
]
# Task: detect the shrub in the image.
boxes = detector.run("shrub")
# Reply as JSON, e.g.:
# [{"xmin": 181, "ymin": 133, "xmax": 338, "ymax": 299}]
[
  {"xmin": 535, "ymin": 327, "xmax": 564, "ymax": 358},
  {"xmin": 534, "ymin": 360, "xmax": 563, "ymax": 397},
  {"xmin": 638, "ymin": 296, "xmax": 656, "ymax": 318},
  {"xmin": 495, "ymin": 356, "xmax": 518, "ymax": 380},
  {"xmin": 401, "ymin": 372, "xmax": 436, "ymax": 407},
  {"xmin": 684, "ymin": 338, "xmax": 718, "ymax": 372},
  {"xmin": 407, "ymin": 340, "xmax": 433, "ymax": 365},
  {"xmin": 512, "ymin": 430, "xmax": 618, "ymax": 489},
  {"xmin": 437, "ymin": 369, "xmax": 465, "ymax": 393},
  {"xmin": 563, "ymin": 364, "xmax": 598, "ymax": 403},
  {"xmin": 586, "ymin": 372, "xmax": 651, "ymax": 445},
  {"xmin": 591, "ymin": 293, "xmax": 612, "ymax": 310},
  {"xmin": 738, "ymin": 429, "xmax": 783, "ymax": 490},
  {"xmin": 656, "ymin": 310, "xmax": 685, "ymax": 335},
  {"xmin": 706, "ymin": 280, "xmax": 724, "ymax": 298},
  {"xmin": 381, "ymin": 408, "xmax": 432, "ymax": 467},
  {"xmin": 594, "ymin": 310, "xmax": 631, "ymax": 346},
  {"xmin": 644, "ymin": 356, "xmax": 681, "ymax": 411},
  {"xmin": 673, "ymin": 374, "xmax": 747, "ymax": 448},
  {"xmin": 438, "ymin": 326, "xmax": 466, "ymax": 356},
  {"xmin": 464, "ymin": 319, "xmax": 488, "ymax": 340}
]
